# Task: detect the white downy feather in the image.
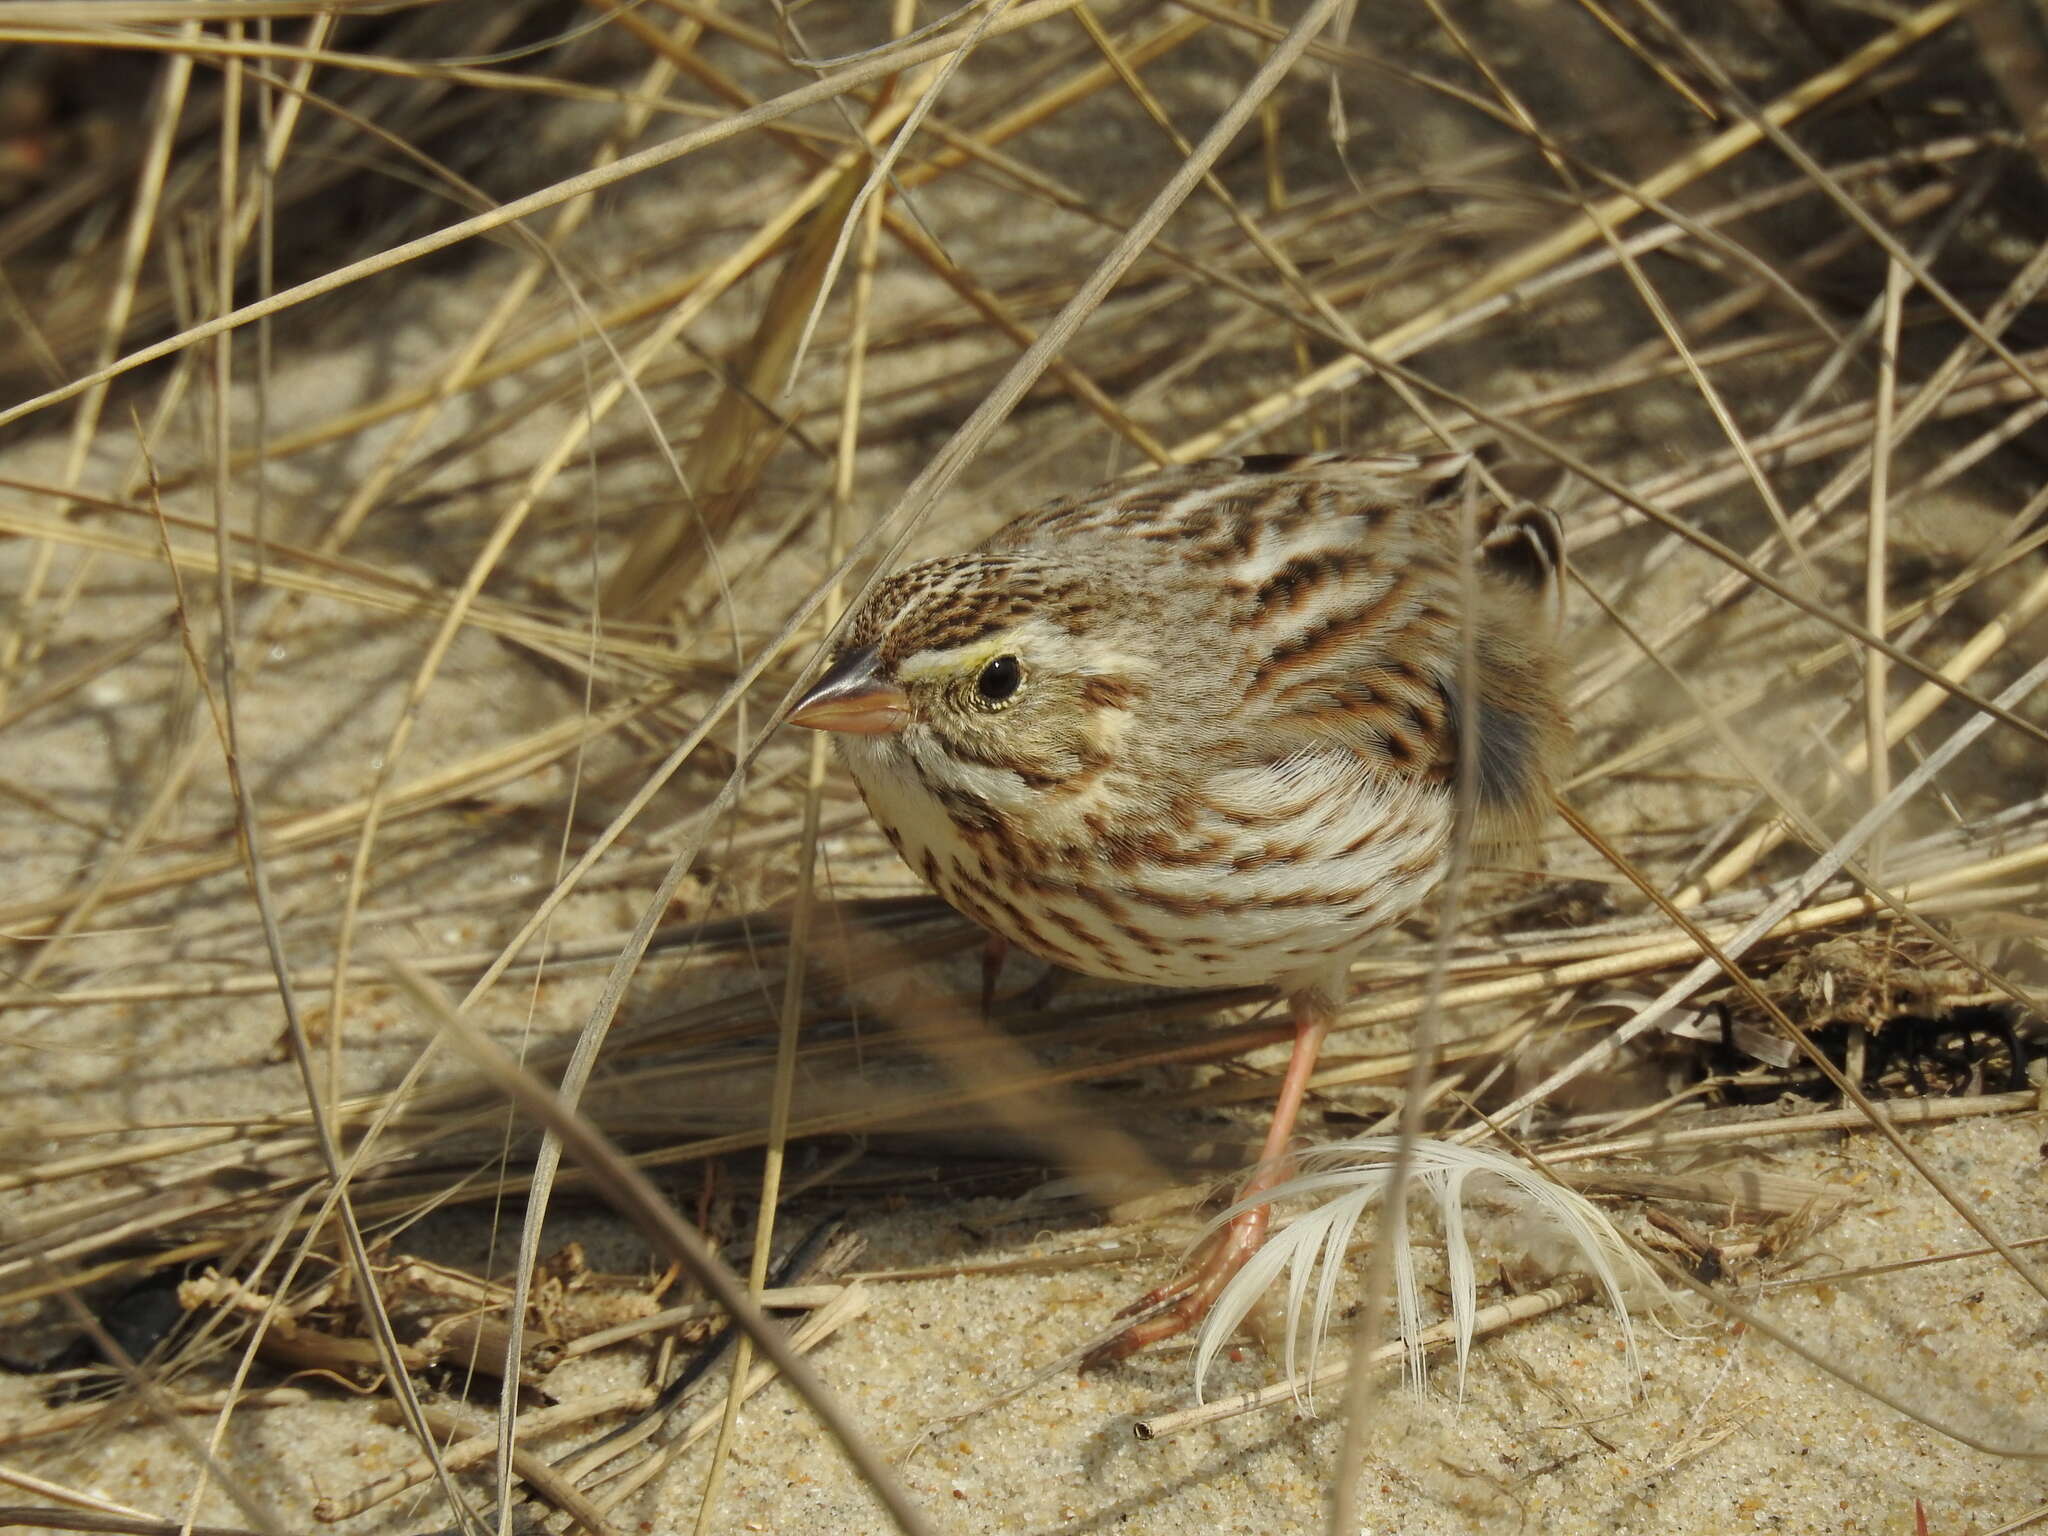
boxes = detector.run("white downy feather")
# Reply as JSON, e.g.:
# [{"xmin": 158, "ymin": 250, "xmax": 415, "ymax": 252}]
[{"xmin": 1191, "ymin": 1137, "xmax": 1659, "ymax": 1410}]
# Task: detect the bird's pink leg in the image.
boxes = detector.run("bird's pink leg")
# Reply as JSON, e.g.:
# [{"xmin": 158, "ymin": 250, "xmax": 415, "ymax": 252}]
[
  {"xmin": 979, "ymin": 930, "xmax": 1062, "ymax": 1015},
  {"xmin": 1083, "ymin": 989, "xmax": 1332, "ymax": 1369},
  {"xmin": 980, "ymin": 931, "xmax": 1009, "ymax": 1020}
]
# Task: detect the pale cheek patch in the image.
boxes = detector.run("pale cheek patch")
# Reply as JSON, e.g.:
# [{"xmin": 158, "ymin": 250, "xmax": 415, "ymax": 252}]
[{"xmin": 1080, "ymin": 693, "xmax": 1136, "ymax": 754}]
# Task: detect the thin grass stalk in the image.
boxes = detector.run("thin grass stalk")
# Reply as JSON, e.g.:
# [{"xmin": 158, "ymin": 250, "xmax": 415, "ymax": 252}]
[
  {"xmin": 393, "ymin": 961, "xmax": 939, "ymax": 1536},
  {"xmin": 690, "ymin": 47, "xmax": 903, "ymax": 1532},
  {"xmin": 0, "ymin": 24, "xmax": 196, "ymax": 714},
  {"xmin": 0, "ymin": 0, "xmax": 1095, "ymax": 438},
  {"xmin": 1170, "ymin": 1, "xmax": 1970, "ymax": 457},
  {"xmin": 1866, "ymin": 259, "xmax": 1908, "ymax": 882}
]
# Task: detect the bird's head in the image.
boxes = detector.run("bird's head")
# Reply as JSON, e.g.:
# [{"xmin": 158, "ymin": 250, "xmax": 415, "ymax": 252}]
[{"xmin": 787, "ymin": 554, "xmax": 1150, "ymax": 814}]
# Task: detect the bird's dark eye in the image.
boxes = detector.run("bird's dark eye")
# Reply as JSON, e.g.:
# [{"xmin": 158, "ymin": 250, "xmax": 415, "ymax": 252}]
[{"xmin": 975, "ymin": 654, "xmax": 1023, "ymax": 705}]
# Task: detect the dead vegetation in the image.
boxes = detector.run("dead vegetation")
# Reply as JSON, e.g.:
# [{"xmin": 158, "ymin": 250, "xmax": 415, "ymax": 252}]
[{"xmin": 1, "ymin": 2, "xmax": 2046, "ymax": 1533}]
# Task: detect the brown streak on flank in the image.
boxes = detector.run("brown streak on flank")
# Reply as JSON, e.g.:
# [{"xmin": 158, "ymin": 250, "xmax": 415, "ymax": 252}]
[
  {"xmin": 1137, "ymin": 508, "xmax": 1214, "ymax": 544},
  {"xmin": 1391, "ymin": 843, "xmax": 1447, "ymax": 886},
  {"xmin": 1075, "ymin": 816, "xmax": 1234, "ymax": 873},
  {"xmin": 1278, "ymin": 883, "xmax": 1370, "ymax": 909},
  {"xmin": 1269, "ymin": 690, "xmax": 1387, "ymax": 727},
  {"xmin": 1081, "ymin": 811, "xmax": 1138, "ymax": 871},
  {"xmin": 1271, "ymin": 656, "xmax": 1440, "ymax": 727},
  {"xmin": 938, "ymin": 877, "xmax": 998, "ymax": 932},
  {"xmin": 1200, "ymin": 799, "xmax": 1278, "ymax": 829},
  {"xmin": 1407, "ymin": 602, "xmax": 1450, "ymax": 635},
  {"xmin": 1264, "ymin": 480, "xmax": 1361, "ymax": 541},
  {"xmin": 953, "ymin": 797, "xmax": 1048, "ymax": 877},
  {"xmin": 1231, "ymin": 840, "xmax": 1315, "ymax": 872},
  {"xmin": 1336, "ymin": 818, "xmax": 1397, "ymax": 857},
  {"xmin": 1190, "ymin": 506, "xmax": 1261, "ymax": 566},
  {"xmin": 1121, "ymin": 884, "xmax": 1207, "ymax": 919},
  {"xmin": 1113, "ymin": 915, "xmax": 1173, "ymax": 957},
  {"xmin": 1170, "ymin": 792, "xmax": 1203, "ymax": 832},
  {"xmin": 1012, "ymin": 910, "xmax": 1092, "ymax": 968},
  {"xmin": 1196, "ymin": 790, "xmax": 1297, "ymax": 830},
  {"xmin": 1042, "ymin": 904, "xmax": 1125, "ymax": 963},
  {"xmin": 1121, "ymin": 880, "xmax": 1375, "ymax": 918},
  {"xmin": 1061, "ymin": 879, "xmax": 1141, "ymax": 928},
  {"xmin": 1125, "ymin": 826, "xmax": 1233, "ymax": 868},
  {"xmin": 950, "ymin": 863, "xmax": 1076, "ymax": 964}
]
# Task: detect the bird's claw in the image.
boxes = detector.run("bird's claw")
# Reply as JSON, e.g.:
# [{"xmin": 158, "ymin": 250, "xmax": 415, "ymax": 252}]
[{"xmin": 1080, "ymin": 1204, "xmax": 1272, "ymax": 1372}]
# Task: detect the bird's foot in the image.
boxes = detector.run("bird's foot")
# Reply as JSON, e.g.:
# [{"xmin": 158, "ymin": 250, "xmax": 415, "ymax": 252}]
[
  {"xmin": 1081, "ymin": 990, "xmax": 1332, "ymax": 1370},
  {"xmin": 978, "ymin": 930, "xmax": 1062, "ymax": 1018},
  {"xmin": 979, "ymin": 932, "xmax": 1008, "ymax": 1021},
  {"xmin": 1080, "ymin": 1202, "xmax": 1271, "ymax": 1370}
]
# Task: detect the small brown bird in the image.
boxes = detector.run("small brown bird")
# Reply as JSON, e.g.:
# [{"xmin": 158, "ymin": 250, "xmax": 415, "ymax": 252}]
[{"xmin": 788, "ymin": 452, "xmax": 1568, "ymax": 1363}]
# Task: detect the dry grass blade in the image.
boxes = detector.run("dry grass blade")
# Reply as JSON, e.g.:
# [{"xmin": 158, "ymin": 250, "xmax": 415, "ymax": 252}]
[
  {"xmin": 1169, "ymin": 0, "xmax": 1971, "ymax": 458},
  {"xmin": 0, "ymin": 0, "xmax": 1088, "ymax": 435},
  {"xmin": 6, "ymin": 4, "xmax": 2048, "ymax": 1532},
  {"xmin": 387, "ymin": 959, "xmax": 937, "ymax": 1536},
  {"xmin": 0, "ymin": 1511, "xmax": 263, "ymax": 1536},
  {"xmin": 601, "ymin": 125, "xmax": 868, "ymax": 619}
]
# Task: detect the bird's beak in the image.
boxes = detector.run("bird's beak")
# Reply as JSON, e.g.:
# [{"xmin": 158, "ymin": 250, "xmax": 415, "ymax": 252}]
[{"xmin": 788, "ymin": 645, "xmax": 909, "ymax": 735}]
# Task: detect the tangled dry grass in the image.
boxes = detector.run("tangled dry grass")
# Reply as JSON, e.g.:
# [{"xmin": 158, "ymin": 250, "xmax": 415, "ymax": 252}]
[{"xmin": 1, "ymin": 2, "xmax": 2046, "ymax": 1533}]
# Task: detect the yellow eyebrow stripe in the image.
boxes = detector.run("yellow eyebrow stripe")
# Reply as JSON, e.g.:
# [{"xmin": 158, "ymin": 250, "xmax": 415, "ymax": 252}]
[{"xmin": 897, "ymin": 641, "xmax": 1011, "ymax": 682}]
